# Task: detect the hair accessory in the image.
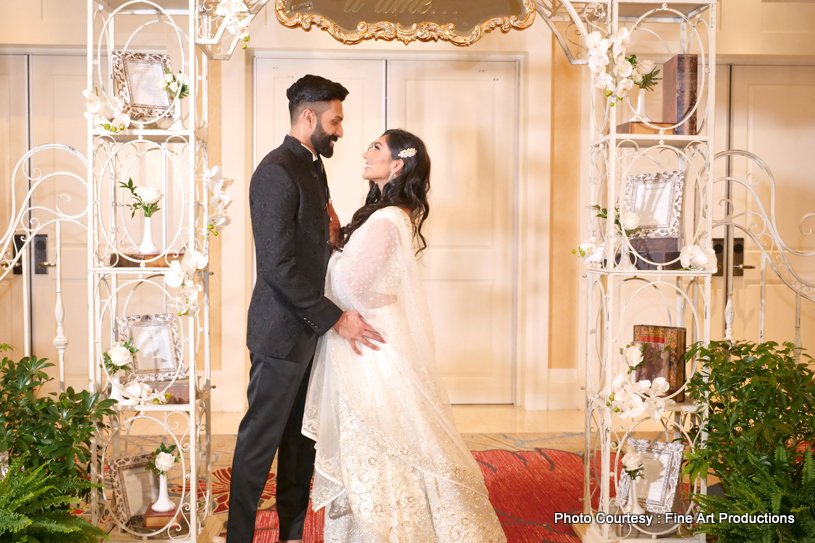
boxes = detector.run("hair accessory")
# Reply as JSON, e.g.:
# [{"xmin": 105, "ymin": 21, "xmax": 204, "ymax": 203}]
[{"xmin": 398, "ymin": 148, "xmax": 417, "ymax": 159}]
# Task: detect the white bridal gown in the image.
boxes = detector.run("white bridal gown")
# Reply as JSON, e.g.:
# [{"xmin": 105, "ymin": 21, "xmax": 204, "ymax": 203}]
[{"xmin": 302, "ymin": 206, "xmax": 507, "ymax": 543}]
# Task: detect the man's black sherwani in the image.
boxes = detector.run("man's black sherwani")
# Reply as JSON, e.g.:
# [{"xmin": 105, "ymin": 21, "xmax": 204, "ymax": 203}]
[{"xmin": 227, "ymin": 135, "xmax": 343, "ymax": 543}]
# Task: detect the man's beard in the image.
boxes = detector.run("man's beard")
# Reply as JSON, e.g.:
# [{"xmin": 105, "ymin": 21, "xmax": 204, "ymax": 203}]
[{"xmin": 311, "ymin": 122, "xmax": 338, "ymax": 158}]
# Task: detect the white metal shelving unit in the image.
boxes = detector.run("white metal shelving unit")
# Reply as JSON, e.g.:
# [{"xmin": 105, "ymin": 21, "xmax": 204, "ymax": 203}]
[{"xmin": 537, "ymin": 1, "xmax": 717, "ymax": 541}]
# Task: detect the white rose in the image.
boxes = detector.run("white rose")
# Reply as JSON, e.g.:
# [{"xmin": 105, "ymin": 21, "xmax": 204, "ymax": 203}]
[
  {"xmin": 169, "ymin": 81, "xmax": 179, "ymax": 93},
  {"xmin": 620, "ymin": 211, "xmax": 640, "ymax": 231},
  {"xmin": 649, "ymin": 377, "xmax": 669, "ymax": 397},
  {"xmin": 133, "ymin": 186, "xmax": 163, "ymax": 205},
  {"xmin": 164, "ymin": 73, "xmax": 175, "ymax": 83},
  {"xmin": 621, "ymin": 442, "xmax": 635, "ymax": 456},
  {"xmin": 624, "ymin": 344, "xmax": 643, "ymax": 367},
  {"xmin": 107, "ymin": 343, "xmax": 131, "ymax": 366},
  {"xmin": 159, "ymin": 79, "xmax": 169, "ymax": 90},
  {"xmin": 154, "ymin": 451, "xmax": 176, "ymax": 473},
  {"xmin": 622, "ymin": 452, "xmax": 642, "ymax": 471},
  {"xmin": 633, "ymin": 72, "xmax": 644, "ymax": 84},
  {"xmin": 638, "ymin": 59, "xmax": 656, "ymax": 74}
]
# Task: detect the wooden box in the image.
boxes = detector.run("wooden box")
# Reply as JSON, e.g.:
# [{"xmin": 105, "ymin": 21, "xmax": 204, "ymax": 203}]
[
  {"xmin": 617, "ymin": 122, "xmax": 675, "ymax": 135},
  {"xmin": 629, "ymin": 237, "xmax": 682, "ymax": 271},
  {"xmin": 633, "ymin": 324, "xmax": 686, "ymax": 402},
  {"xmin": 662, "ymin": 54, "xmax": 698, "ymax": 136}
]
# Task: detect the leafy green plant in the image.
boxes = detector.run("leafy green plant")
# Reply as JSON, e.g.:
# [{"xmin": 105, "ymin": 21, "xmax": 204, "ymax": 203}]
[
  {"xmin": 0, "ymin": 459, "xmax": 108, "ymax": 542},
  {"xmin": 0, "ymin": 352, "xmax": 116, "ymax": 487},
  {"xmin": 683, "ymin": 340, "xmax": 815, "ymax": 541}
]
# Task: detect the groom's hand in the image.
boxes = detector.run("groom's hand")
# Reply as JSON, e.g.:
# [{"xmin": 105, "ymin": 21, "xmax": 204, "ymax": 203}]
[{"xmin": 332, "ymin": 310, "xmax": 385, "ymax": 356}]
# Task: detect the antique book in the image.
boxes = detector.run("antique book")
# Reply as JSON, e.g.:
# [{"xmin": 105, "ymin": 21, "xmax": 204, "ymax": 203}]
[
  {"xmin": 662, "ymin": 54, "xmax": 698, "ymax": 136},
  {"xmin": 616, "ymin": 122, "xmax": 675, "ymax": 135},
  {"xmin": 142, "ymin": 504, "xmax": 178, "ymax": 529},
  {"xmin": 628, "ymin": 238, "xmax": 682, "ymax": 271},
  {"xmin": 633, "ymin": 325, "xmax": 686, "ymax": 402}
]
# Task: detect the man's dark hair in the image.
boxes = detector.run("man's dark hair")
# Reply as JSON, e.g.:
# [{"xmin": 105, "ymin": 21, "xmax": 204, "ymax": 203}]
[{"xmin": 286, "ymin": 75, "xmax": 349, "ymax": 123}]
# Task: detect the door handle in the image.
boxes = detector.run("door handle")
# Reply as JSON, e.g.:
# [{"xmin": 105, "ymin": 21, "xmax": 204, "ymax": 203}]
[
  {"xmin": 38, "ymin": 262, "xmax": 57, "ymax": 268},
  {"xmin": 733, "ymin": 264, "xmax": 755, "ymax": 270}
]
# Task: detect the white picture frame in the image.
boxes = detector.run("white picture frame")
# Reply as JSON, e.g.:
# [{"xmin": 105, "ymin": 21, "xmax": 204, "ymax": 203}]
[
  {"xmin": 624, "ymin": 171, "xmax": 685, "ymax": 239},
  {"xmin": 617, "ymin": 438, "xmax": 685, "ymax": 514},
  {"xmin": 116, "ymin": 313, "xmax": 184, "ymax": 382},
  {"xmin": 108, "ymin": 453, "xmax": 159, "ymax": 523},
  {"xmin": 111, "ymin": 51, "xmax": 172, "ymax": 120}
]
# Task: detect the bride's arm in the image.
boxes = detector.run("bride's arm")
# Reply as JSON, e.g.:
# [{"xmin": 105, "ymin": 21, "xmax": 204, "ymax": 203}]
[{"xmin": 346, "ymin": 217, "xmax": 400, "ymax": 309}]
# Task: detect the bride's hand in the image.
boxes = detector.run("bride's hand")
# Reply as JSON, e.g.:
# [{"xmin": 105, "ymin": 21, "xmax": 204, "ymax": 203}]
[{"xmin": 332, "ymin": 310, "xmax": 385, "ymax": 356}]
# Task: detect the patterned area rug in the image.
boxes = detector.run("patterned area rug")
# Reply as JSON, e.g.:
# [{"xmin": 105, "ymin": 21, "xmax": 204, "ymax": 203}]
[{"xmin": 174, "ymin": 447, "xmax": 600, "ymax": 542}]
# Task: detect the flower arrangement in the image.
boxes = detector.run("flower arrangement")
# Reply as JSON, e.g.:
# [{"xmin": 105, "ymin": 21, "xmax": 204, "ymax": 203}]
[
  {"xmin": 217, "ymin": 0, "xmax": 251, "ymax": 49},
  {"xmin": 202, "ymin": 166, "xmax": 234, "ymax": 236},
  {"xmin": 620, "ymin": 442, "xmax": 644, "ymax": 481},
  {"xmin": 679, "ymin": 244, "xmax": 717, "ymax": 272},
  {"xmin": 573, "ymin": 206, "xmax": 640, "ymax": 264},
  {"xmin": 166, "ymin": 250, "xmax": 208, "ymax": 316},
  {"xmin": 628, "ymin": 55, "xmax": 661, "ymax": 91},
  {"xmin": 83, "ymin": 88, "xmax": 130, "ymax": 133},
  {"xmin": 147, "ymin": 443, "xmax": 179, "ymax": 476},
  {"xmin": 587, "ymin": 27, "xmax": 635, "ymax": 106},
  {"xmin": 604, "ymin": 343, "xmax": 673, "ymax": 422},
  {"xmin": 103, "ymin": 339, "xmax": 137, "ymax": 375},
  {"xmin": 119, "ymin": 178, "xmax": 163, "ymax": 218},
  {"xmin": 159, "ymin": 67, "xmax": 189, "ymax": 100}
]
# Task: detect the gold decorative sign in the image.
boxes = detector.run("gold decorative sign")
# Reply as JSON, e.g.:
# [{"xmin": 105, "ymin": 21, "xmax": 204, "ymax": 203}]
[{"xmin": 275, "ymin": 0, "xmax": 536, "ymax": 47}]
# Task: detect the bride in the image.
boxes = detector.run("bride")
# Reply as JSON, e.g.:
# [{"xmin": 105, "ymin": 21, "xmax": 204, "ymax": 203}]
[{"xmin": 302, "ymin": 129, "xmax": 507, "ymax": 543}]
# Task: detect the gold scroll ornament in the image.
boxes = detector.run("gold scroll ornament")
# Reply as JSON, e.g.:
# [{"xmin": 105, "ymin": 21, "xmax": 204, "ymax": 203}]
[{"xmin": 275, "ymin": 0, "xmax": 537, "ymax": 47}]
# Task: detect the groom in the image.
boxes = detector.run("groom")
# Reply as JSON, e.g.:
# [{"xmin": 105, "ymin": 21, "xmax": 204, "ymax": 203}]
[{"xmin": 227, "ymin": 75, "xmax": 384, "ymax": 543}]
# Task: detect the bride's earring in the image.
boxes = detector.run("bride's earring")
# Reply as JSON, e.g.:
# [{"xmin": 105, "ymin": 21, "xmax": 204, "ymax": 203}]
[{"xmin": 388, "ymin": 170, "xmax": 396, "ymax": 182}]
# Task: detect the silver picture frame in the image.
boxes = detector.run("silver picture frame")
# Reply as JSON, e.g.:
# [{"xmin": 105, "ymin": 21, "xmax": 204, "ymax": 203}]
[
  {"xmin": 617, "ymin": 438, "xmax": 685, "ymax": 514},
  {"xmin": 111, "ymin": 51, "xmax": 172, "ymax": 120},
  {"xmin": 116, "ymin": 313, "xmax": 185, "ymax": 382},
  {"xmin": 108, "ymin": 453, "xmax": 159, "ymax": 523},
  {"xmin": 624, "ymin": 171, "xmax": 685, "ymax": 238}
]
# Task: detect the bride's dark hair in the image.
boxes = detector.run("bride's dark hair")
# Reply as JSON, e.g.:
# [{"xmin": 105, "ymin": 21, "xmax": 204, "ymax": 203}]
[{"xmin": 337, "ymin": 128, "xmax": 431, "ymax": 254}]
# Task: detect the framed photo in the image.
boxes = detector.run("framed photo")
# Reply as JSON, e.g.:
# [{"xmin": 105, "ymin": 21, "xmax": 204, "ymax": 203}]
[
  {"xmin": 624, "ymin": 171, "xmax": 685, "ymax": 239},
  {"xmin": 111, "ymin": 51, "xmax": 172, "ymax": 119},
  {"xmin": 618, "ymin": 439, "xmax": 685, "ymax": 514},
  {"xmin": 108, "ymin": 453, "xmax": 158, "ymax": 523},
  {"xmin": 116, "ymin": 313, "xmax": 184, "ymax": 382},
  {"xmin": 633, "ymin": 325, "xmax": 687, "ymax": 402}
]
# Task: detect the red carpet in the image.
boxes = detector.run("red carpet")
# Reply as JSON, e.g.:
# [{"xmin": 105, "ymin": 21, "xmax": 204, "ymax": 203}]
[{"xmin": 177, "ymin": 448, "xmax": 601, "ymax": 542}]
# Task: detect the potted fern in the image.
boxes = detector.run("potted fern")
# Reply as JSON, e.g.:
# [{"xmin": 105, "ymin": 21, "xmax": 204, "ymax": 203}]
[{"xmin": 684, "ymin": 340, "xmax": 815, "ymax": 541}]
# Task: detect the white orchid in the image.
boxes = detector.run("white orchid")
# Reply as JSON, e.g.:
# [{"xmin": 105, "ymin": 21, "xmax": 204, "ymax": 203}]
[
  {"xmin": 619, "ymin": 394, "xmax": 646, "ymax": 419},
  {"xmin": 211, "ymin": 191, "xmax": 232, "ymax": 211},
  {"xmin": 588, "ymin": 53, "xmax": 610, "ymax": 73},
  {"xmin": 610, "ymin": 27, "xmax": 630, "ymax": 57},
  {"xmin": 594, "ymin": 72, "xmax": 614, "ymax": 90},
  {"xmin": 175, "ymin": 283, "xmax": 203, "ymax": 315},
  {"xmin": 215, "ymin": 0, "xmax": 248, "ymax": 18},
  {"xmin": 226, "ymin": 16, "xmax": 251, "ymax": 39},
  {"xmin": 586, "ymin": 31, "xmax": 610, "ymax": 59},
  {"xmin": 680, "ymin": 244, "xmax": 717, "ymax": 272},
  {"xmin": 649, "ymin": 377, "xmax": 670, "ymax": 397},
  {"xmin": 124, "ymin": 381, "xmax": 153, "ymax": 401},
  {"xmin": 632, "ymin": 379, "xmax": 651, "ymax": 394},
  {"xmin": 614, "ymin": 59, "xmax": 634, "ymax": 79},
  {"xmin": 614, "ymin": 78, "xmax": 635, "ymax": 98},
  {"xmin": 165, "ymin": 250, "xmax": 207, "ymax": 289},
  {"xmin": 202, "ymin": 166, "xmax": 234, "ymax": 193},
  {"xmin": 83, "ymin": 89, "xmax": 104, "ymax": 120},
  {"xmin": 644, "ymin": 396, "xmax": 667, "ymax": 422},
  {"xmin": 207, "ymin": 212, "xmax": 232, "ymax": 235}
]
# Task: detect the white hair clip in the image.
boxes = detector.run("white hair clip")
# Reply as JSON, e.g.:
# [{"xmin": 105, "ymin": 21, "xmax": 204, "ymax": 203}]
[{"xmin": 398, "ymin": 148, "xmax": 417, "ymax": 159}]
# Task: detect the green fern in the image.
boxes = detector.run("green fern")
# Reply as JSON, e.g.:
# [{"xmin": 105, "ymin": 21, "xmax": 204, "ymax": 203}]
[
  {"xmin": 0, "ymin": 460, "xmax": 108, "ymax": 542},
  {"xmin": 693, "ymin": 448, "xmax": 815, "ymax": 542}
]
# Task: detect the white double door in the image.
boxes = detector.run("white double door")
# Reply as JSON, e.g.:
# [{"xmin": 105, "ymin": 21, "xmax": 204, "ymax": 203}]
[
  {"xmin": 0, "ymin": 54, "xmax": 88, "ymax": 393},
  {"xmin": 255, "ymin": 57, "xmax": 518, "ymax": 403}
]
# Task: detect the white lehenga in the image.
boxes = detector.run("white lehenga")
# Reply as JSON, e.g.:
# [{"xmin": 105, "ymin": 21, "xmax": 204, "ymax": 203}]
[{"xmin": 302, "ymin": 206, "xmax": 506, "ymax": 543}]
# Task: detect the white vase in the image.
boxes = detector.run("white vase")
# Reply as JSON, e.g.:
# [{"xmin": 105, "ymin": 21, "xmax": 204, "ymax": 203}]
[
  {"xmin": 628, "ymin": 478, "xmax": 646, "ymax": 515},
  {"xmin": 108, "ymin": 375, "xmax": 127, "ymax": 404},
  {"xmin": 168, "ymin": 99, "xmax": 185, "ymax": 131},
  {"xmin": 152, "ymin": 473, "xmax": 176, "ymax": 512},
  {"xmin": 629, "ymin": 87, "xmax": 652, "ymax": 123},
  {"xmin": 138, "ymin": 215, "xmax": 159, "ymax": 255}
]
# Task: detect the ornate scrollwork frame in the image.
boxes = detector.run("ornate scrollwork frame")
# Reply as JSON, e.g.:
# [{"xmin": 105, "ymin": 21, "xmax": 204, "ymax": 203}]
[
  {"xmin": 274, "ymin": 0, "xmax": 536, "ymax": 47},
  {"xmin": 111, "ymin": 51, "xmax": 172, "ymax": 120}
]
